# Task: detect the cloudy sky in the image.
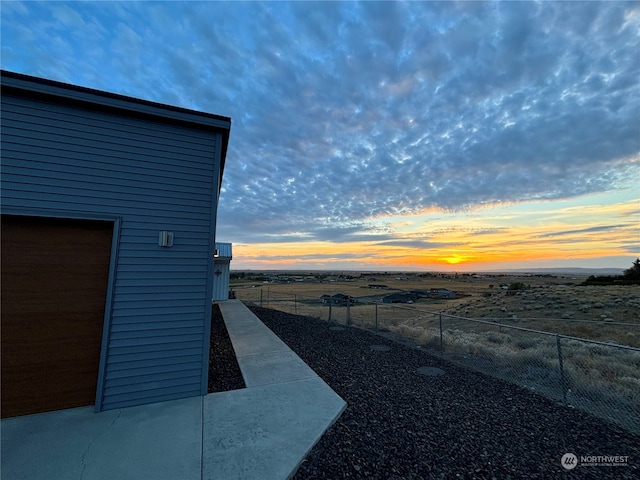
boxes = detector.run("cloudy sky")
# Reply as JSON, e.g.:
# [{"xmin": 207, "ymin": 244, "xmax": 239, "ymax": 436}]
[{"xmin": 2, "ymin": 1, "xmax": 639, "ymax": 271}]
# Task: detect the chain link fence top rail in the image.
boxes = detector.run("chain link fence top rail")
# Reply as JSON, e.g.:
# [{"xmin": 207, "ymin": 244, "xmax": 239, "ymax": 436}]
[{"xmin": 235, "ymin": 289, "xmax": 640, "ymax": 435}]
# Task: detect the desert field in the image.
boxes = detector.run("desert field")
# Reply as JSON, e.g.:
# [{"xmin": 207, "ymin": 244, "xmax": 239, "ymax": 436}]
[{"xmin": 230, "ymin": 271, "xmax": 640, "ymax": 347}]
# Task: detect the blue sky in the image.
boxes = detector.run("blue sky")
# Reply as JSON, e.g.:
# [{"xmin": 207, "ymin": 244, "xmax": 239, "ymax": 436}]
[{"xmin": 2, "ymin": 1, "xmax": 639, "ymax": 271}]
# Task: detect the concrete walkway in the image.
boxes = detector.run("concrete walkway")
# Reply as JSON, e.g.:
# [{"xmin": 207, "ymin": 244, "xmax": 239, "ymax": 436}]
[{"xmin": 1, "ymin": 300, "xmax": 346, "ymax": 480}]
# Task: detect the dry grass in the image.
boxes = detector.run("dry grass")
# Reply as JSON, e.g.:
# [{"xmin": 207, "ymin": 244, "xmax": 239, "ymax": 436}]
[
  {"xmin": 382, "ymin": 321, "xmax": 640, "ymax": 433},
  {"xmin": 232, "ymin": 273, "xmax": 640, "ymax": 347}
]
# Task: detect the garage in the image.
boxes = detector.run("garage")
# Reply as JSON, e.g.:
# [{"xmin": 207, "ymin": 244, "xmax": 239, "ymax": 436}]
[
  {"xmin": 1, "ymin": 214, "xmax": 113, "ymax": 418},
  {"xmin": 2, "ymin": 71, "xmax": 231, "ymax": 413}
]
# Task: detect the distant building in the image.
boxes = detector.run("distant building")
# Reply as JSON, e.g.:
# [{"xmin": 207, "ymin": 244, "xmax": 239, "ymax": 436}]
[
  {"xmin": 382, "ymin": 292, "xmax": 418, "ymax": 304},
  {"xmin": 409, "ymin": 290, "xmax": 430, "ymax": 298},
  {"xmin": 368, "ymin": 284, "xmax": 389, "ymax": 289},
  {"xmin": 429, "ymin": 288, "xmax": 457, "ymax": 299},
  {"xmin": 330, "ymin": 293, "xmax": 355, "ymax": 305},
  {"xmin": 212, "ymin": 243, "xmax": 233, "ymax": 301}
]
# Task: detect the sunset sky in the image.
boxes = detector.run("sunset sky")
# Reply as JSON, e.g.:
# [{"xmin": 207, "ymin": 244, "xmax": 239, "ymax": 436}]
[{"xmin": 2, "ymin": 1, "xmax": 638, "ymax": 272}]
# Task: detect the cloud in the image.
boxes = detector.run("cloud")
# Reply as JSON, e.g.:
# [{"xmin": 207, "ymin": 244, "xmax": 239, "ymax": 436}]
[
  {"xmin": 536, "ymin": 224, "xmax": 632, "ymax": 238},
  {"xmin": 622, "ymin": 244, "xmax": 640, "ymax": 254},
  {"xmin": 241, "ymin": 251, "xmax": 373, "ymax": 262},
  {"xmin": 374, "ymin": 239, "xmax": 461, "ymax": 250},
  {"xmin": 2, "ymin": 0, "xmax": 639, "ymax": 249}
]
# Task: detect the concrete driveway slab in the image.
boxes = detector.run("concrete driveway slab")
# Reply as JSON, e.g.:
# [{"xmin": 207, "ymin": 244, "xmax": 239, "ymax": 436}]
[{"xmin": 1, "ymin": 396, "xmax": 202, "ymax": 480}]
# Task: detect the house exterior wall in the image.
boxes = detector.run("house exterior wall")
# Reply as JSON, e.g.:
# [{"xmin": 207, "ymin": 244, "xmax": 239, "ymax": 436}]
[{"xmin": 0, "ymin": 71, "xmax": 231, "ymax": 411}]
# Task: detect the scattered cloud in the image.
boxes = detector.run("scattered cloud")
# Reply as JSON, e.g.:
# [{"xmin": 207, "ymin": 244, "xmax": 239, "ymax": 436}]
[
  {"xmin": 537, "ymin": 224, "xmax": 632, "ymax": 238},
  {"xmin": 2, "ymin": 1, "xmax": 638, "ymax": 269}
]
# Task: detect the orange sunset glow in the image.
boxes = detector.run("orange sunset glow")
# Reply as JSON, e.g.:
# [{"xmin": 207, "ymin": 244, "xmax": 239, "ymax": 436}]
[{"xmin": 229, "ymin": 192, "xmax": 639, "ymax": 272}]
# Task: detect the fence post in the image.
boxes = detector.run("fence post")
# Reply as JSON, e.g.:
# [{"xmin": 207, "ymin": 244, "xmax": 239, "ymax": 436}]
[
  {"xmin": 375, "ymin": 303, "xmax": 378, "ymax": 331},
  {"xmin": 347, "ymin": 299, "xmax": 351, "ymax": 326},
  {"xmin": 294, "ymin": 295, "xmax": 297, "ymax": 315},
  {"xmin": 556, "ymin": 335, "xmax": 568, "ymax": 406},
  {"xmin": 439, "ymin": 312, "xmax": 443, "ymax": 352},
  {"xmin": 328, "ymin": 301, "xmax": 332, "ymax": 322}
]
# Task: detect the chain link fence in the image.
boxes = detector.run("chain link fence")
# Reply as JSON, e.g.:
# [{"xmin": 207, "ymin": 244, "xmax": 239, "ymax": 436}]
[{"xmin": 236, "ymin": 289, "xmax": 640, "ymax": 435}]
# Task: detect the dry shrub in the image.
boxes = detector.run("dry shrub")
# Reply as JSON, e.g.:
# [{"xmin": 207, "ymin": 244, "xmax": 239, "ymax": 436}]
[
  {"xmin": 562, "ymin": 340, "xmax": 640, "ymax": 402},
  {"xmin": 509, "ymin": 350, "xmax": 556, "ymax": 374},
  {"xmin": 617, "ymin": 377, "xmax": 640, "ymax": 400},
  {"xmin": 515, "ymin": 338, "xmax": 539, "ymax": 350},
  {"xmin": 485, "ymin": 331, "xmax": 507, "ymax": 344}
]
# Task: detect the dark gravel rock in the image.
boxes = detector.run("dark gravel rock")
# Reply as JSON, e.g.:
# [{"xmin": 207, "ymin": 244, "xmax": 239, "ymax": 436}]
[
  {"xmin": 208, "ymin": 303, "xmax": 245, "ymax": 393},
  {"xmin": 249, "ymin": 306, "xmax": 640, "ymax": 480}
]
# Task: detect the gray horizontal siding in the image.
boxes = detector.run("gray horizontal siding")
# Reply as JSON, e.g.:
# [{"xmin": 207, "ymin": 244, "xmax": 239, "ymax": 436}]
[
  {"xmin": 2, "ymin": 95, "xmax": 216, "ymax": 148},
  {"xmin": 1, "ymin": 73, "xmax": 231, "ymax": 131},
  {"xmin": 111, "ymin": 320, "xmax": 204, "ymax": 332},
  {"xmin": 108, "ymin": 343, "xmax": 203, "ymax": 358},
  {"xmin": 110, "ymin": 349, "xmax": 202, "ymax": 370},
  {"xmin": 2, "ymin": 171, "xmax": 213, "ymax": 204},
  {"xmin": 101, "ymin": 387, "xmax": 202, "ymax": 411},
  {"xmin": 215, "ymin": 242, "xmax": 233, "ymax": 257},
  {"xmin": 105, "ymin": 370, "xmax": 202, "ymax": 388},
  {"xmin": 1, "ymin": 89, "xmax": 221, "ymax": 410},
  {"xmin": 3, "ymin": 149, "xmax": 213, "ymax": 185}
]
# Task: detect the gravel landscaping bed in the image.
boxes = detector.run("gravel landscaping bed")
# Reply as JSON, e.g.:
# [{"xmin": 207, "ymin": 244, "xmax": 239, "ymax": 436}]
[
  {"xmin": 208, "ymin": 304, "xmax": 245, "ymax": 393},
  {"xmin": 248, "ymin": 305, "xmax": 639, "ymax": 480}
]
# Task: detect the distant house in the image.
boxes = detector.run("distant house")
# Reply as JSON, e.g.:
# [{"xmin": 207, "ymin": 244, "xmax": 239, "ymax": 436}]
[
  {"xmin": 330, "ymin": 293, "xmax": 355, "ymax": 305},
  {"xmin": 409, "ymin": 290, "xmax": 430, "ymax": 298},
  {"xmin": 1, "ymin": 71, "xmax": 231, "ymax": 418},
  {"xmin": 320, "ymin": 294, "xmax": 331, "ymax": 304},
  {"xmin": 429, "ymin": 288, "xmax": 457, "ymax": 299},
  {"xmin": 368, "ymin": 284, "xmax": 389, "ymax": 289},
  {"xmin": 382, "ymin": 292, "xmax": 419, "ymax": 304}
]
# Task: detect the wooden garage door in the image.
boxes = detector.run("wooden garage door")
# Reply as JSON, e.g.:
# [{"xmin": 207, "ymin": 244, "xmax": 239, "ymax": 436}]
[{"xmin": 1, "ymin": 215, "xmax": 113, "ymax": 418}]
